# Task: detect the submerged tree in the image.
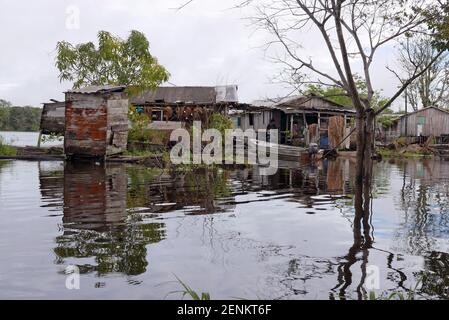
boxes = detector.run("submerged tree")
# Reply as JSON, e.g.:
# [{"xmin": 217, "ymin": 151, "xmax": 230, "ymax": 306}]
[
  {"xmin": 243, "ymin": 0, "xmax": 448, "ymax": 219},
  {"xmin": 55, "ymin": 30, "xmax": 169, "ymax": 94}
]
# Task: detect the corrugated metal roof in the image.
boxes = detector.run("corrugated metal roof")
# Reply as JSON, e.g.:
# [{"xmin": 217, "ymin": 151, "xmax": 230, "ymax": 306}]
[
  {"xmin": 130, "ymin": 85, "xmax": 238, "ymax": 105},
  {"xmin": 66, "ymin": 85, "xmax": 127, "ymax": 94}
]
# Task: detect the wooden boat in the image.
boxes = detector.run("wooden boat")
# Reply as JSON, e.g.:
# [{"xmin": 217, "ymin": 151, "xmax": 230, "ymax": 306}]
[{"xmin": 246, "ymin": 138, "xmax": 308, "ymax": 161}]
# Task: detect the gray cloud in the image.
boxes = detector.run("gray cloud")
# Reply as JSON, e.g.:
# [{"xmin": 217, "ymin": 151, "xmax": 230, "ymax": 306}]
[{"xmin": 0, "ymin": 0, "xmax": 402, "ymax": 109}]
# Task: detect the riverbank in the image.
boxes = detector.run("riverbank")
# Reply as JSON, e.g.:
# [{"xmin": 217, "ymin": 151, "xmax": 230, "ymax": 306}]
[{"xmin": 0, "ymin": 145, "xmax": 166, "ymax": 166}]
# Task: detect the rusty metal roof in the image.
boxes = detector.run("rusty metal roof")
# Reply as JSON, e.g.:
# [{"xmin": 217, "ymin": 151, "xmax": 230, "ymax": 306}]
[
  {"xmin": 66, "ymin": 85, "xmax": 127, "ymax": 94},
  {"xmin": 130, "ymin": 85, "xmax": 238, "ymax": 105}
]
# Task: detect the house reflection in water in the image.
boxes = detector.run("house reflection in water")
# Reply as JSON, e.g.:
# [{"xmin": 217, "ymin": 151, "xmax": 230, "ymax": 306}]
[
  {"xmin": 39, "ymin": 162, "xmax": 166, "ymax": 276},
  {"xmin": 392, "ymin": 159, "xmax": 449, "ymax": 299},
  {"xmin": 126, "ymin": 166, "xmax": 235, "ymax": 215},
  {"xmin": 62, "ymin": 162, "xmax": 128, "ymax": 232},
  {"xmin": 393, "ymin": 158, "xmax": 449, "ymax": 255},
  {"xmin": 29, "ymin": 156, "xmax": 449, "ymax": 299},
  {"xmin": 234, "ymin": 158, "xmax": 352, "ymax": 198}
]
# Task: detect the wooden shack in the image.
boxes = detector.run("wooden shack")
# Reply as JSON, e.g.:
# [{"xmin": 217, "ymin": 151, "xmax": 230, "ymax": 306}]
[
  {"xmin": 64, "ymin": 85, "xmax": 129, "ymax": 159},
  {"xmin": 231, "ymin": 95, "xmax": 355, "ymax": 149},
  {"xmin": 387, "ymin": 107, "xmax": 449, "ymax": 143},
  {"xmin": 129, "ymin": 85, "xmax": 240, "ymax": 147},
  {"xmin": 40, "ymin": 101, "xmax": 66, "ymax": 135}
]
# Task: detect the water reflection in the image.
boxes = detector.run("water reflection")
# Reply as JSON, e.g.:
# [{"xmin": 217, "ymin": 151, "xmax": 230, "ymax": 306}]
[
  {"xmin": 394, "ymin": 159, "xmax": 449, "ymax": 255},
  {"xmin": 26, "ymin": 158, "xmax": 449, "ymax": 298},
  {"xmin": 127, "ymin": 166, "xmax": 234, "ymax": 215},
  {"xmin": 43, "ymin": 162, "xmax": 165, "ymax": 276}
]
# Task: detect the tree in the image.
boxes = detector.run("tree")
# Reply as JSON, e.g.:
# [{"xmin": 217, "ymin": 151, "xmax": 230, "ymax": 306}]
[
  {"xmin": 0, "ymin": 99, "xmax": 12, "ymax": 130},
  {"xmin": 247, "ymin": 0, "xmax": 446, "ymax": 190},
  {"xmin": 423, "ymin": 0, "xmax": 449, "ymax": 50},
  {"xmin": 56, "ymin": 30, "xmax": 169, "ymax": 94},
  {"xmin": 395, "ymin": 35, "xmax": 449, "ymax": 110},
  {"xmin": 305, "ymin": 77, "xmax": 388, "ymax": 111},
  {"xmin": 241, "ymin": 0, "xmax": 448, "ymax": 231},
  {"xmin": 0, "ymin": 101, "xmax": 41, "ymax": 132}
]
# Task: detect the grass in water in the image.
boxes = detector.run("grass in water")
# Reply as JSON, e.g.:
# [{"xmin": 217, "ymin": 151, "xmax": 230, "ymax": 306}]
[
  {"xmin": 367, "ymin": 275, "xmax": 425, "ymax": 300},
  {"xmin": 0, "ymin": 137, "xmax": 17, "ymax": 156},
  {"xmin": 170, "ymin": 275, "xmax": 211, "ymax": 300}
]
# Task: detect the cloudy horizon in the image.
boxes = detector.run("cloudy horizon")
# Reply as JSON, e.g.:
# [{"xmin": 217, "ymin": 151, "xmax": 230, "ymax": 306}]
[{"xmin": 0, "ymin": 0, "xmax": 404, "ymax": 109}]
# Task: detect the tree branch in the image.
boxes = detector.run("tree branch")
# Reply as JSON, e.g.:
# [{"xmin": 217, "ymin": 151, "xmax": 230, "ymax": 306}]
[{"xmin": 375, "ymin": 49, "xmax": 446, "ymax": 116}]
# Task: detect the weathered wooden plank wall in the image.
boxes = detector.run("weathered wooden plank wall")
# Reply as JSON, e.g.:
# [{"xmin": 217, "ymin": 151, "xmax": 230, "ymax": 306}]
[
  {"xmin": 64, "ymin": 94, "xmax": 108, "ymax": 157},
  {"xmin": 40, "ymin": 102, "xmax": 66, "ymax": 135},
  {"xmin": 328, "ymin": 116, "xmax": 345, "ymax": 150},
  {"xmin": 64, "ymin": 91, "xmax": 128, "ymax": 158},
  {"xmin": 63, "ymin": 162, "xmax": 127, "ymax": 232},
  {"xmin": 106, "ymin": 93, "xmax": 129, "ymax": 155},
  {"xmin": 398, "ymin": 108, "xmax": 449, "ymax": 137}
]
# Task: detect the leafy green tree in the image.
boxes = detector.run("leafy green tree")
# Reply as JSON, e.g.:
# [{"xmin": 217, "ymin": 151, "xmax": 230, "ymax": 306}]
[
  {"xmin": 305, "ymin": 77, "xmax": 389, "ymax": 111},
  {"xmin": 0, "ymin": 100, "xmax": 12, "ymax": 129},
  {"xmin": 56, "ymin": 30, "xmax": 169, "ymax": 94},
  {"xmin": 0, "ymin": 100, "xmax": 41, "ymax": 132},
  {"xmin": 423, "ymin": 2, "xmax": 449, "ymax": 51}
]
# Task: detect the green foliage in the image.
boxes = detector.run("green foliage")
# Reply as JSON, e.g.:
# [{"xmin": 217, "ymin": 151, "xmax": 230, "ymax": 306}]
[
  {"xmin": 377, "ymin": 113, "xmax": 396, "ymax": 128},
  {"xmin": 209, "ymin": 113, "xmax": 234, "ymax": 140},
  {"xmin": 367, "ymin": 276, "xmax": 425, "ymax": 300},
  {"xmin": 305, "ymin": 75, "xmax": 389, "ymax": 110},
  {"xmin": 40, "ymin": 132, "xmax": 63, "ymax": 144},
  {"xmin": 0, "ymin": 137, "xmax": 17, "ymax": 156},
  {"xmin": 173, "ymin": 275, "xmax": 211, "ymax": 300},
  {"xmin": 0, "ymin": 100, "xmax": 41, "ymax": 132},
  {"xmin": 124, "ymin": 149, "xmax": 160, "ymax": 157},
  {"xmin": 128, "ymin": 109, "xmax": 165, "ymax": 145},
  {"xmin": 56, "ymin": 30, "xmax": 169, "ymax": 93},
  {"xmin": 421, "ymin": 2, "xmax": 449, "ymax": 50},
  {"xmin": 306, "ymin": 84, "xmax": 355, "ymax": 107}
]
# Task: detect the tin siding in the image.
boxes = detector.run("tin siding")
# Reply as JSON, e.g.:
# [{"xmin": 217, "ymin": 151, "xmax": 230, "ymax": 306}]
[{"xmin": 64, "ymin": 93, "xmax": 108, "ymax": 157}]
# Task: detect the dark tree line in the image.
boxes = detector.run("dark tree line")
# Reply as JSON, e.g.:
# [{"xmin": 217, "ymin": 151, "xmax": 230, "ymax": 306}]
[{"xmin": 0, "ymin": 99, "xmax": 41, "ymax": 132}]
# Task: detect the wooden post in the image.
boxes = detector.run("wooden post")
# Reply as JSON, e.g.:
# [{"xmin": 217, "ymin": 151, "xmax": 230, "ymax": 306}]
[
  {"xmin": 303, "ymin": 111, "xmax": 309, "ymax": 145},
  {"xmin": 404, "ymin": 87, "xmax": 408, "ymax": 137},
  {"xmin": 344, "ymin": 114, "xmax": 348, "ymax": 150},
  {"xmin": 317, "ymin": 112, "xmax": 321, "ymax": 146},
  {"xmin": 37, "ymin": 130, "xmax": 42, "ymax": 148}
]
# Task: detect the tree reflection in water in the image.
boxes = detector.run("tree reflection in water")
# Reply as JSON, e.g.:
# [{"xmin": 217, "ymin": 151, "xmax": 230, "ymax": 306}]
[
  {"xmin": 47, "ymin": 162, "xmax": 165, "ymax": 276},
  {"xmin": 394, "ymin": 159, "xmax": 449, "ymax": 299},
  {"xmin": 34, "ymin": 158, "xmax": 449, "ymax": 299}
]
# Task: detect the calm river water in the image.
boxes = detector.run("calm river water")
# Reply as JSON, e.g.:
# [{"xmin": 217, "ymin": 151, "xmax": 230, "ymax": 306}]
[
  {"xmin": 0, "ymin": 131, "xmax": 62, "ymax": 147},
  {"xmin": 1, "ymin": 157, "xmax": 449, "ymax": 299}
]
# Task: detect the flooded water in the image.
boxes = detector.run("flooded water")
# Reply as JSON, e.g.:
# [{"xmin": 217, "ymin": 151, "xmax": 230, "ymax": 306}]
[
  {"xmin": 0, "ymin": 131, "xmax": 62, "ymax": 147},
  {"xmin": 1, "ymin": 158, "xmax": 449, "ymax": 299}
]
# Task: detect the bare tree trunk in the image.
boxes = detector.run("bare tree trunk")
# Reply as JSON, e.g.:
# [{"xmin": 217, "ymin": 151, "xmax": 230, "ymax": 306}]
[{"xmin": 355, "ymin": 107, "xmax": 375, "ymax": 237}]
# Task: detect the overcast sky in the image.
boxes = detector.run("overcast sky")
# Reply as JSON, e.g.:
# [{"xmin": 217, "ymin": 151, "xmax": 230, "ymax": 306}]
[{"xmin": 0, "ymin": 0, "xmax": 404, "ymax": 108}]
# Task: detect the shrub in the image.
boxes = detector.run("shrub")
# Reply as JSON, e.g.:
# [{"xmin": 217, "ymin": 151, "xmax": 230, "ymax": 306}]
[
  {"xmin": 128, "ymin": 108, "xmax": 166, "ymax": 146},
  {"xmin": 0, "ymin": 137, "xmax": 17, "ymax": 156}
]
